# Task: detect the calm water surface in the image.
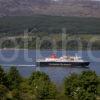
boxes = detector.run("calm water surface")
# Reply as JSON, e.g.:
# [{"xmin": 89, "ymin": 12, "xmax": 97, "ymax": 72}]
[{"xmin": 0, "ymin": 50, "xmax": 100, "ymax": 85}]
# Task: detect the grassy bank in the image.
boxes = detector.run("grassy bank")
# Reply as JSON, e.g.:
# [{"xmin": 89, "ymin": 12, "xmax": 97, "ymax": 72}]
[{"xmin": 1, "ymin": 33, "xmax": 100, "ymax": 50}]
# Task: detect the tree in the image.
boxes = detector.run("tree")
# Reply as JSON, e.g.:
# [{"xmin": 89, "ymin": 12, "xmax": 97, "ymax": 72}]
[
  {"xmin": 29, "ymin": 71, "xmax": 57, "ymax": 99},
  {"xmin": 11, "ymin": 89, "xmax": 22, "ymax": 100},
  {"xmin": 0, "ymin": 84, "xmax": 8, "ymax": 100},
  {"xmin": 0, "ymin": 66, "xmax": 8, "ymax": 87},
  {"xmin": 79, "ymin": 71, "xmax": 99, "ymax": 94},
  {"xmin": 19, "ymin": 79, "xmax": 36, "ymax": 100},
  {"xmin": 64, "ymin": 73, "xmax": 79, "ymax": 96},
  {"xmin": 64, "ymin": 71, "xmax": 99, "ymax": 100},
  {"xmin": 29, "ymin": 71, "xmax": 50, "ymax": 85},
  {"xmin": 7, "ymin": 67, "xmax": 22, "ymax": 90},
  {"xmin": 77, "ymin": 89, "xmax": 96, "ymax": 100}
]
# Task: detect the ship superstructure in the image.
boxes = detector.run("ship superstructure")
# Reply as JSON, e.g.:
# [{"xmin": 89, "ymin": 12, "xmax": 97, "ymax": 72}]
[{"xmin": 36, "ymin": 54, "xmax": 90, "ymax": 67}]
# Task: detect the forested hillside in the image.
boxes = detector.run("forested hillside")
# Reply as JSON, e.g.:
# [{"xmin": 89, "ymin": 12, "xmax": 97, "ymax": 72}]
[{"xmin": 0, "ymin": 15, "xmax": 100, "ymax": 36}]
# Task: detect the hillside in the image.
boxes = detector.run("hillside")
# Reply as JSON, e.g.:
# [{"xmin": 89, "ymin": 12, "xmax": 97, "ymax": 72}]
[
  {"xmin": 0, "ymin": 15, "xmax": 100, "ymax": 36},
  {"xmin": 0, "ymin": 15, "xmax": 100, "ymax": 50},
  {"xmin": 0, "ymin": 0, "xmax": 100, "ymax": 17}
]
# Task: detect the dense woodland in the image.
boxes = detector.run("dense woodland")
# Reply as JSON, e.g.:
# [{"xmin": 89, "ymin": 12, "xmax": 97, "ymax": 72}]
[
  {"xmin": 0, "ymin": 15, "xmax": 100, "ymax": 50},
  {"xmin": 0, "ymin": 15, "xmax": 100, "ymax": 36},
  {"xmin": 0, "ymin": 66, "xmax": 100, "ymax": 100}
]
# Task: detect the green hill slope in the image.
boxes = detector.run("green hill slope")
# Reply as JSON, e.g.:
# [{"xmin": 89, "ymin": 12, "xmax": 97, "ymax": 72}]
[{"xmin": 0, "ymin": 15, "xmax": 100, "ymax": 36}]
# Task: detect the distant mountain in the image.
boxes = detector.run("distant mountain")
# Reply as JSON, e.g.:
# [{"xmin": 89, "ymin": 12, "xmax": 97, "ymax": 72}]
[{"xmin": 0, "ymin": 0, "xmax": 100, "ymax": 17}]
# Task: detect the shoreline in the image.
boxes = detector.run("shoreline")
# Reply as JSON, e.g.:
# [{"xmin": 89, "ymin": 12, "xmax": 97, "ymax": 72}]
[
  {"xmin": 0, "ymin": 48, "xmax": 100, "ymax": 51},
  {"xmin": 0, "ymin": 48, "xmax": 29, "ymax": 50}
]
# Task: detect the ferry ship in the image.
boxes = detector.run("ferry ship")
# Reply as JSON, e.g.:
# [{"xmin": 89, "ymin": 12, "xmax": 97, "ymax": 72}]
[{"xmin": 36, "ymin": 54, "xmax": 90, "ymax": 67}]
